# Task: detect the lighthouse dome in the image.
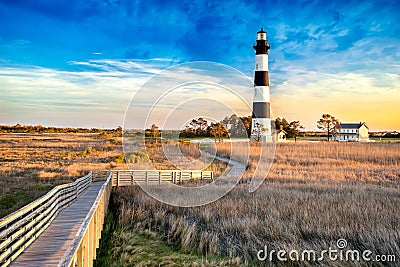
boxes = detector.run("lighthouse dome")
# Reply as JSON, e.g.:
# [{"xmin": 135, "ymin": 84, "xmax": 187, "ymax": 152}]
[{"xmin": 257, "ymin": 28, "xmax": 266, "ymax": 33}]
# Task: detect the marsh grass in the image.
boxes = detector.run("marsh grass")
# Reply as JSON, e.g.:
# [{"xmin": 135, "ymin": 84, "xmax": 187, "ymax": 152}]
[
  {"xmin": 141, "ymin": 142, "xmax": 228, "ymax": 177},
  {"xmin": 94, "ymin": 196, "xmax": 240, "ymax": 267},
  {"xmin": 216, "ymin": 142, "xmax": 400, "ymax": 185},
  {"xmin": 0, "ymin": 133, "xmax": 124, "ymax": 217},
  {"xmin": 0, "ymin": 135, "xmax": 227, "ymax": 217},
  {"xmin": 105, "ymin": 142, "xmax": 400, "ymax": 266},
  {"xmin": 3, "ymin": 133, "xmax": 399, "ymax": 266}
]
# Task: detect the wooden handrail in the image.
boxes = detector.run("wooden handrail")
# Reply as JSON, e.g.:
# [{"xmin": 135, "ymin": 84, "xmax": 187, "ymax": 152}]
[
  {"xmin": 1, "ymin": 169, "xmax": 213, "ymax": 266},
  {"xmin": 107, "ymin": 169, "xmax": 214, "ymax": 172},
  {"xmin": 0, "ymin": 172, "xmax": 92, "ymax": 267},
  {"xmin": 58, "ymin": 172, "xmax": 113, "ymax": 267},
  {"xmin": 111, "ymin": 170, "xmax": 214, "ymax": 187}
]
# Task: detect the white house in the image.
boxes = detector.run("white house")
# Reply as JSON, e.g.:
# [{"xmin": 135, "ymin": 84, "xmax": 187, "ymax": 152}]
[
  {"xmin": 275, "ymin": 126, "xmax": 287, "ymax": 142},
  {"xmin": 336, "ymin": 122, "xmax": 369, "ymax": 142}
]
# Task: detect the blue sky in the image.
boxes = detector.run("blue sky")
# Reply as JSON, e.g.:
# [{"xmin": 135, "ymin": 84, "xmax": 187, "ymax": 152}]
[{"xmin": 1, "ymin": 0, "xmax": 400, "ymax": 130}]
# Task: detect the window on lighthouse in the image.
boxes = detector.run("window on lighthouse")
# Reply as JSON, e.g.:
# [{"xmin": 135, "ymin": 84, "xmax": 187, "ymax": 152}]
[{"xmin": 256, "ymin": 64, "xmax": 258, "ymax": 70}]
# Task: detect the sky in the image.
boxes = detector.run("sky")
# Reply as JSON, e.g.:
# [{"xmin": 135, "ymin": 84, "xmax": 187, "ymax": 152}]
[{"xmin": 1, "ymin": 0, "xmax": 399, "ymax": 131}]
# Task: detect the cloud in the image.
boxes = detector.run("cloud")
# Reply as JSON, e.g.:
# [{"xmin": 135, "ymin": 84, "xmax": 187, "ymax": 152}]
[
  {"xmin": 1, "ymin": 0, "xmax": 399, "ymax": 73},
  {"xmin": 0, "ymin": 59, "xmax": 254, "ymax": 128},
  {"xmin": 0, "ymin": 60, "xmax": 153, "ymax": 127},
  {"xmin": 2, "ymin": 39, "xmax": 31, "ymax": 48}
]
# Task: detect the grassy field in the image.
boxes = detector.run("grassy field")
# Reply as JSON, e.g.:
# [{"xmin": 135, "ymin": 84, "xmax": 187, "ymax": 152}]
[
  {"xmin": 1, "ymin": 134, "xmax": 399, "ymax": 266},
  {"xmin": 96, "ymin": 142, "xmax": 400, "ymax": 266},
  {"xmin": 0, "ymin": 133, "xmax": 124, "ymax": 217},
  {"xmin": 0, "ymin": 134, "xmax": 225, "ymax": 217}
]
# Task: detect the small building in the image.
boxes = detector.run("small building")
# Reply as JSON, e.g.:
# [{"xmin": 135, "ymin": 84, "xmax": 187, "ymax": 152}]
[
  {"xmin": 336, "ymin": 122, "xmax": 369, "ymax": 142},
  {"xmin": 276, "ymin": 126, "xmax": 287, "ymax": 142}
]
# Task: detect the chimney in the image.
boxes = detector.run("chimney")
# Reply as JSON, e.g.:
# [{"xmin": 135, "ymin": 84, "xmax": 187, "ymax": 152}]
[{"xmin": 280, "ymin": 125, "xmax": 283, "ymax": 131}]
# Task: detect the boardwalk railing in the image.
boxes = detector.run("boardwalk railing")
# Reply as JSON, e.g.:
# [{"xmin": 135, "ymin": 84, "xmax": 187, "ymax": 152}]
[
  {"xmin": 59, "ymin": 172, "xmax": 113, "ymax": 267},
  {"xmin": 112, "ymin": 170, "xmax": 214, "ymax": 187},
  {"xmin": 1, "ymin": 169, "xmax": 213, "ymax": 266},
  {"xmin": 0, "ymin": 172, "xmax": 92, "ymax": 267}
]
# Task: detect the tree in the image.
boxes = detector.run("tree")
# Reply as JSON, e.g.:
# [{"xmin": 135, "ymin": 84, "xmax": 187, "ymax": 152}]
[
  {"xmin": 179, "ymin": 115, "xmax": 249, "ymax": 139},
  {"xmin": 222, "ymin": 114, "xmax": 249, "ymax": 137},
  {"xmin": 188, "ymin": 118, "xmax": 208, "ymax": 136},
  {"xmin": 275, "ymin": 117, "xmax": 282, "ymax": 130},
  {"xmin": 209, "ymin": 122, "xmax": 229, "ymax": 142},
  {"xmin": 252, "ymin": 122, "xmax": 267, "ymax": 142},
  {"xmin": 197, "ymin": 118, "xmax": 208, "ymax": 131},
  {"xmin": 149, "ymin": 123, "xmax": 160, "ymax": 143},
  {"xmin": 209, "ymin": 126, "xmax": 217, "ymax": 142},
  {"xmin": 317, "ymin": 114, "xmax": 340, "ymax": 141},
  {"xmin": 116, "ymin": 126, "xmax": 122, "ymax": 135},
  {"xmin": 240, "ymin": 116, "xmax": 252, "ymax": 137},
  {"xmin": 288, "ymin": 121, "xmax": 304, "ymax": 142},
  {"xmin": 189, "ymin": 119, "xmax": 199, "ymax": 131},
  {"xmin": 275, "ymin": 117, "xmax": 290, "ymax": 133}
]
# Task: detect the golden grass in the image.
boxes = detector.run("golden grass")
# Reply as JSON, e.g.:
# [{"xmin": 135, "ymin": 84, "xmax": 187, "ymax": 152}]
[
  {"xmin": 0, "ymin": 135, "xmax": 227, "ymax": 217},
  {"xmin": 108, "ymin": 142, "xmax": 400, "ymax": 266},
  {"xmin": 134, "ymin": 142, "xmax": 229, "ymax": 177},
  {"xmin": 0, "ymin": 133, "xmax": 124, "ymax": 217},
  {"xmin": 2, "ymin": 133, "xmax": 399, "ymax": 265},
  {"xmin": 215, "ymin": 142, "xmax": 400, "ymax": 184}
]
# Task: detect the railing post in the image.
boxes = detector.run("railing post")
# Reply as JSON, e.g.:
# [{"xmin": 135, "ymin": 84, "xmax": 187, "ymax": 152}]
[
  {"xmin": 116, "ymin": 172, "xmax": 119, "ymax": 188},
  {"xmin": 91, "ymin": 217, "xmax": 95, "ymax": 262},
  {"xmin": 158, "ymin": 171, "xmax": 161, "ymax": 185},
  {"xmin": 130, "ymin": 171, "xmax": 134, "ymax": 186},
  {"xmin": 84, "ymin": 231, "xmax": 89, "ymax": 267},
  {"xmin": 145, "ymin": 171, "xmax": 148, "ymax": 183},
  {"xmin": 77, "ymin": 244, "xmax": 83, "ymax": 267},
  {"xmin": 110, "ymin": 171, "xmax": 113, "ymax": 186}
]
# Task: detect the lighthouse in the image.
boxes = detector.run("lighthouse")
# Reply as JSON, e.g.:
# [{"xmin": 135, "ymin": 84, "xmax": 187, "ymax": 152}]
[{"xmin": 251, "ymin": 28, "xmax": 272, "ymax": 142}]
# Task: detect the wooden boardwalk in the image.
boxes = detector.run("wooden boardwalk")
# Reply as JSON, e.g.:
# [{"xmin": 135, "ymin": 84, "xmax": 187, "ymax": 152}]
[
  {"xmin": 3, "ymin": 170, "xmax": 213, "ymax": 266},
  {"xmin": 11, "ymin": 182, "xmax": 104, "ymax": 267}
]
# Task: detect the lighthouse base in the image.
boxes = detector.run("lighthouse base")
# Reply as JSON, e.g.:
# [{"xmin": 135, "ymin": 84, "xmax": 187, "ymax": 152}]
[
  {"xmin": 250, "ymin": 134, "xmax": 274, "ymax": 142},
  {"xmin": 250, "ymin": 118, "xmax": 273, "ymax": 142}
]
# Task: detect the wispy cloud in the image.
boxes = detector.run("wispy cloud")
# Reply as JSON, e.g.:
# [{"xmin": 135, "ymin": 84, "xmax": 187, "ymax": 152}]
[
  {"xmin": 0, "ymin": 60, "xmax": 156, "ymax": 127},
  {"xmin": 1, "ymin": 39, "xmax": 31, "ymax": 48},
  {"xmin": 0, "ymin": 59, "xmax": 254, "ymax": 128}
]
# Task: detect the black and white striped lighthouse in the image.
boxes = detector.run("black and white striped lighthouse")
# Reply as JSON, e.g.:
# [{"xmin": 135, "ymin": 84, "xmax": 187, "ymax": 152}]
[{"xmin": 251, "ymin": 28, "xmax": 272, "ymax": 142}]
